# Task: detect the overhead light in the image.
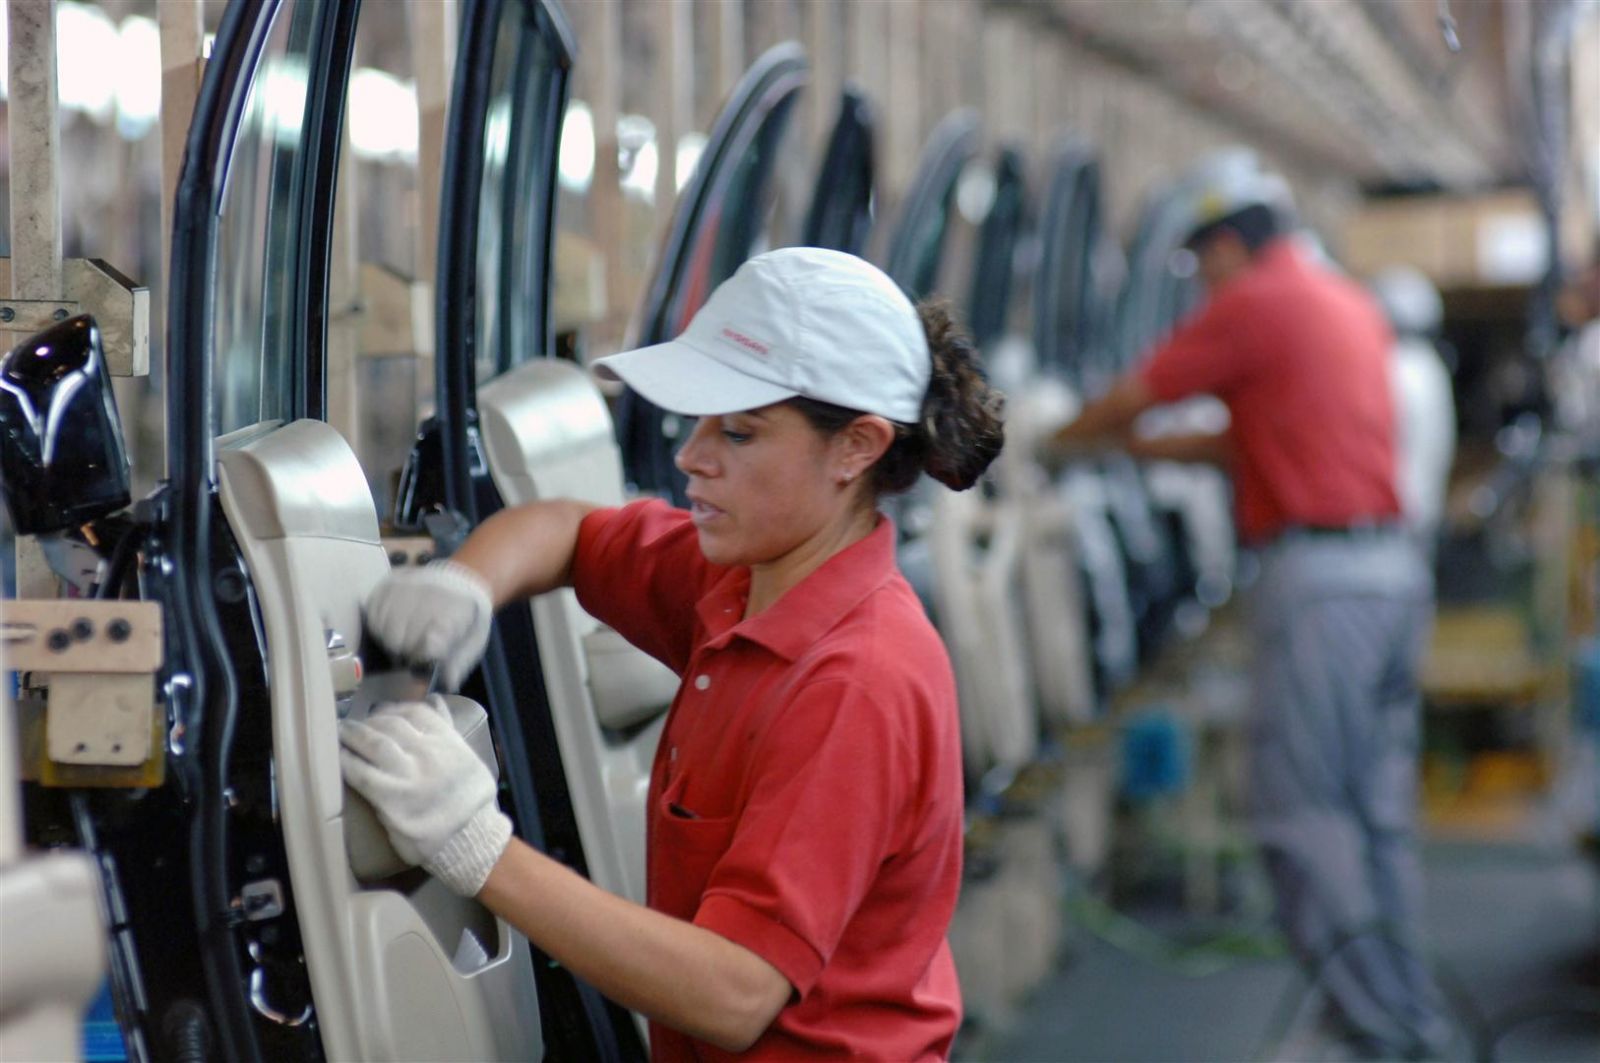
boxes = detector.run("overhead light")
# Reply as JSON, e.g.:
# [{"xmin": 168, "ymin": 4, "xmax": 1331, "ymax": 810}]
[
  {"xmin": 347, "ymin": 68, "xmax": 417, "ymax": 161},
  {"xmin": 260, "ymin": 58, "xmax": 309, "ymax": 146},
  {"xmin": 56, "ymin": 1, "xmax": 119, "ymax": 123},
  {"xmin": 956, "ymin": 163, "xmax": 997, "ymax": 224},
  {"xmin": 617, "ymin": 114, "xmax": 657, "ymax": 202},
  {"xmin": 114, "ymin": 15, "xmax": 160, "ymax": 139},
  {"xmin": 675, "ymin": 132, "xmax": 706, "ymax": 192},
  {"xmin": 559, "ymin": 100, "xmax": 595, "ymax": 192}
]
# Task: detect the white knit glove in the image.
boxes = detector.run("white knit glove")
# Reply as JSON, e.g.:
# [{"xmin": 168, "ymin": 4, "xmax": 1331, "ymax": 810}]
[
  {"xmin": 338, "ymin": 696, "xmax": 512, "ymax": 897},
  {"xmin": 364, "ymin": 560, "xmax": 494, "ymax": 690}
]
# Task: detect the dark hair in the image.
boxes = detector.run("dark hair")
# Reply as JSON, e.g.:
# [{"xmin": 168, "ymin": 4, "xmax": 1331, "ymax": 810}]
[
  {"xmin": 788, "ymin": 299, "xmax": 1005, "ymax": 495},
  {"xmin": 1187, "ymin": 203, "xmax": 1282, "ymax": 254}
]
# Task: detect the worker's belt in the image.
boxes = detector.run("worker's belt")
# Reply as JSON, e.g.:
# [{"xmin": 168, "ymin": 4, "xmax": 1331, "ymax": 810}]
[{"xmin": 1271, "ymin": 521, "xmax": 1404, "ymax": 542}]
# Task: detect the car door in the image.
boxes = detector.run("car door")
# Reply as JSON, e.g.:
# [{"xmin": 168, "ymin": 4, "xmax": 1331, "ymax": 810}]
[
  {"xmin": 170, "ymin": 1, "xmax": 557, "ymax": 1059},
  {"xmin": 1031, "ymin": 141, "xmax": 1141, "ymax": 704},
  {"xmin": 1113, "ymin": 178, "xmax": 1236, "ymax": 615},
  {"xmin": 882, "ymin": 109, "xmax": 980, "ymax": 302},
  {"xmin": 938, "ymin": 144, "xmax": 1044, "ymax": 781},
  {"xmin": 4, "ymin": 6, "xmax": 373, "ymax": 1059},
  {"xmin": 617, "ymin": 43, "xmax": 808, "ymax": 503},
  {"xmin": 1035, "ymin": 152, "xmax": 1190, "ymax": 662},
  {"xmin": 802, "ymin": 86, "xmax": 876, "ymax": 255},
  {"xmin": 396, "ymin": 0, "xmax": 647, "ymax": 1057},
  {"xmin": 876, "ymin": 113, "xmax": 1038, "ymax": 784},
  {"xmin": 971, "ymin": 146, "xmax": 1100, "ymax": 731}
]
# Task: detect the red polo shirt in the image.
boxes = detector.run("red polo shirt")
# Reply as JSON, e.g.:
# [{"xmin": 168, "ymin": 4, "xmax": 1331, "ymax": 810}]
[
  {"xmin": 1139, "ymin": 238, "xmax": 1401, "ymax": 543},
  {"xmin": 571, "ymin": 499, "xmax": 964, "ymax": 1060}
]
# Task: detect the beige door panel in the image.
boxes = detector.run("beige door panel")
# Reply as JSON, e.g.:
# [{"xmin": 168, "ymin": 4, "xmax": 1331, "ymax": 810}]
[
  {"xmin": 0, "ymin": 635, "xmax": 106, "ymax": 1061},
  {"xmin": 216, "ymin": 419, "xmax": 541, "ymax": 1061},
  {"xmin": 478, "ymin": 359, "xmax": 675, "ymax": 910},
  {"xmin": 998, "ymin": 374, "xmax": 1099, "ymax": 728},
  {"xmin": 930, "ymin": 486, "xmax": 1038, "ymax": 780}
]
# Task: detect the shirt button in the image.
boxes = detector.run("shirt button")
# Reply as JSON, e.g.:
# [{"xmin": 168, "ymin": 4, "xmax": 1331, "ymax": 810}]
[{"xmin": 695, "ymin": 674, "xmax": 711, "ymax": 691}]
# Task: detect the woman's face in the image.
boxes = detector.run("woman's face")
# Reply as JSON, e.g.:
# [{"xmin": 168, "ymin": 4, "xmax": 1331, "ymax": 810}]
[{"xmin": 674, "ymin": 403, "xmax": 861, "ymax": 570}]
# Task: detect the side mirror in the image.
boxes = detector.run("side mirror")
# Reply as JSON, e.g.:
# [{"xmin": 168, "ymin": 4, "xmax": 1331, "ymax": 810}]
[{"xmin": 0, "ymin": 314, "xmax": 131, "ymax": 535}]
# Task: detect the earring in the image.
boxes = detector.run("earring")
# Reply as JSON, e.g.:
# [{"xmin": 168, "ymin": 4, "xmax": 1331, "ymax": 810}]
[{"xmin": 838, "ymin": 472, "xmax": 854, "ymax": 485}]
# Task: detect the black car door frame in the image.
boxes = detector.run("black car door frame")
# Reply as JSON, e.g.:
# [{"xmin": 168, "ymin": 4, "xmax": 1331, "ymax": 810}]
[
  {"xmin": 147, "ymin": 0, "xmax": 358, "ymax": 1058},
  {"xmin": 618, "ymin": 42, "xmax": 808, "ymax": 502},
  {"xmin": 430, "ymin": 2, "xmax": 644, "ymax": 1057},
  {"xmin": 883, "ymin": 109, "xmax": 980, "ymax": 302},
  {"xmin": 803, "ymin": 85, "xmax": 876, "ymax": 255},
  {"xmin": 967, "ymin": 146, "xmax": 1031, "ymax": 350}
]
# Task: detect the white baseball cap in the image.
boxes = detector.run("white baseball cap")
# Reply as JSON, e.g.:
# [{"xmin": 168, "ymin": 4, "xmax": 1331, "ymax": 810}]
[{"xmin": 592, "ymin": 247, "xmax": 932, "ymax": 424}]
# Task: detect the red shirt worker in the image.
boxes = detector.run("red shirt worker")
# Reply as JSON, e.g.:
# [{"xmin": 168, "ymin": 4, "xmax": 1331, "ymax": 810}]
[
  {"xmin": 341, "ymin": 247, "xmax": 1005, "ymax": 1059},
  {"xmin": 1042, "ymin": 153, "xmax": 1453, "ymax": 1059}
]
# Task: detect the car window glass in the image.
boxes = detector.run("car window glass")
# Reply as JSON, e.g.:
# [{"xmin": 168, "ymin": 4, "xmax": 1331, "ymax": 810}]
[
  {"xmin": 476, "ymin": 2, "xmax": 563, "ymax": 384},
  {"xmin": 212, "ymin": 1, "xmax": 318, "ymax": 437}
]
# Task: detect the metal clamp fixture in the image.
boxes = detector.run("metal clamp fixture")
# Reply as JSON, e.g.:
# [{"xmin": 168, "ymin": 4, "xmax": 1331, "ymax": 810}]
[{"xmin": 2, "ymin": 600, "xmax": 164, "ymax": 781}]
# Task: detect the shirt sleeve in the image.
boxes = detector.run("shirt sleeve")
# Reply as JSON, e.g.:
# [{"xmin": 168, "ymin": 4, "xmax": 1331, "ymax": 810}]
[
  {"xmin": 570, "ymin": 499, "xmax": 713, "ymax": 675},
  {"xmin": 692, "ymin": 678, "xmax": 912, "ymax": 997},
  {"xmin": 1138, "ymin": 286, "xmax": 1264, "ymax": 403}
]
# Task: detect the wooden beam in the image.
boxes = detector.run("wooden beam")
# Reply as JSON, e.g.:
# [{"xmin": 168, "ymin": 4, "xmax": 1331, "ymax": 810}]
[
  {"xmin": 408, "ymin": 0, "xmax": 456, "ymax": 369},
  {"xmin": 7, "ymin": 0, "xmax": 63, "ymax": 601},
  {"xmin": 655, "ymin": 0, "xmax": 694, "ymax": 212},
  {"xmin": 804, "ymin": 0, "xmax": 841, "ymax": 152},
  {"xmin": 747, "ymin": 0, "xmax": 798, "ymax": 55},
  {"xmin": 584, "ymin": 0, "xmax": 626, "ymax": 354},
  {"xmin": 886, "ymin": 0, "xmax": 922, "ymax": 195},
  {"xmin": 158, "ymin": 1, "xmax": 203, "ymax": 323},
  {"xmin": 710, "ymin": 0, "xmax": 745, "ymax": 109},
  {"xmin": 845, "ymin": 0, "xmax": 888, "ymax": 114},
  {"xmin": 7, "ymin": 0, "xmax": 62, "ymax": 315}
]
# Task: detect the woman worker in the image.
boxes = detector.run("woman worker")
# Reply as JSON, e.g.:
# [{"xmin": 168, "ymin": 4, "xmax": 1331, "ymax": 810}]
[{"xmin": 340, "ymin": 247, "xmax": 1005, "ymax": 1059}]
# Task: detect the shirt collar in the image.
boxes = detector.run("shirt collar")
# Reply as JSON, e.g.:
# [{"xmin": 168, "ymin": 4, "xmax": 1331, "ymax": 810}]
[
  {"xmin": 695, "ymin": 515, "xmax": 900, "ymax": 661},
  {"xmin": 1256, "ymin": 236, "xmax": 1304, "ymax": 272}
]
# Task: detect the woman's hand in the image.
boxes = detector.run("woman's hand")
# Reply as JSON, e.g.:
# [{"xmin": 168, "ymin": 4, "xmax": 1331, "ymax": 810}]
[
  {"xmin": 363, "ymin": 561, "xmax": 495, "ymax": 690},
  {"xmin": 338, "ymin": 696, "xmax": 511, "ymax": 897}
]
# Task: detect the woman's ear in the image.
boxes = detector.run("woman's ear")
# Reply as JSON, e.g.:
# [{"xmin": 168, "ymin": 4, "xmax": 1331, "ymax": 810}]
[{"xmin": 833, "ymin": 415, "xmax": 895, "ymax": 483}]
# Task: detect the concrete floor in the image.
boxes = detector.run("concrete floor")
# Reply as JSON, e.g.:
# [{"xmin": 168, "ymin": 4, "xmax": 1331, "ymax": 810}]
[{"xmin": 975, "ymin": 839, "xmax": 1600, "ymax": 1062}]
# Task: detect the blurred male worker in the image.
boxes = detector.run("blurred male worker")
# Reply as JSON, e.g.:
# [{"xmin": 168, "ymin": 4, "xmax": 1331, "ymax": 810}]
[
  {"xmin": 1042, "ymin": 153, "xmax": 1452, "ymax": 1059},
  {"xmin": 1371, "ymin": 266, "xmax": 1458, "ymax": 550}
]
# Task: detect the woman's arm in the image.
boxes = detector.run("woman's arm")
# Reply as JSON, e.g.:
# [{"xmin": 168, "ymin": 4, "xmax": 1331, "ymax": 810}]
[
  {"xmin": 449, "ymin": 499, "xmax": 599, "ymax": 607},
  {"xmin": 1125, "ymin": 429, "xmax": 1234, "ymax": 467},
  {"xmin": 1043, "ymin": 373, "xmax": 1158, "ymax": 458},
  {"xmin": 477, "ymin": 839, "xmax": 792, "ymax": 1052}
]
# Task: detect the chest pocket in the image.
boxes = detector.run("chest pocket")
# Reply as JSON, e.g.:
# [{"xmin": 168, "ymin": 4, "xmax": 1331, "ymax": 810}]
[{"xmin": 650, "ymin": 771, "xmax": 739, "ymax": 921}]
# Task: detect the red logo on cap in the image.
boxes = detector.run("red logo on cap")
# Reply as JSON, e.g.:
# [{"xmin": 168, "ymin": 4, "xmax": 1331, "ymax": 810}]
[{"xmin": 720, "ymin": 326, "xmax": 770, "ymax": 357}]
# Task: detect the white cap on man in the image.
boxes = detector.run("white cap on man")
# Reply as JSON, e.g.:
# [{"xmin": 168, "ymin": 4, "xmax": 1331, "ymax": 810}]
[{"xmin": 592, "ymin": 247, "xmax": 932, "ymax": 424}]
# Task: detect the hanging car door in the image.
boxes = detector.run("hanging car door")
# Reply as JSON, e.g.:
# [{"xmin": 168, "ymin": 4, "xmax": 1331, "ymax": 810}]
[
  {"xmin": 161, "ymin": 0, "xmax": 544, "ymax": 1058},
  {"xmin": 1032, "ymin": 157, "xmax": 1190, "ymax": 661},
  {"xmin": 1030, "ymin": 141, "xmax": 1140, "ymax": 703},
  {"xmin": 617, "ymin": 42, "xmax": 808, "ymax": 503},
  {"xmin": 967, "ymin": 146, "xmax": 1101, "ymax": 732},
  {"xmin": 966, "ymin": 147, "xmax": 1029, "ymax": 351},
  {"xmin": 1113, "ymin": 178, "xmax": 1236, "ymax": 616},
  {"xmin": 882, "ymin": 109, "xmax": 980, "ymax": 301},
  {"xmin": 411, "ymin": 0, "xmax": 646, "ymax": 1057},
  {"xmin": 802, "ymin": 85, "xmax": 876, "ymax": 255},
  {"xmin": 938, "ymin": 144, "xmax": 1042, "ymax": 782}
]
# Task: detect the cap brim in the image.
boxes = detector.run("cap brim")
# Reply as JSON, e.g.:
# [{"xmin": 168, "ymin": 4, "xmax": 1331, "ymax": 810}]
[{"xmin": 592, "ymin": 337, "xmax": 797, "ymax": 417}]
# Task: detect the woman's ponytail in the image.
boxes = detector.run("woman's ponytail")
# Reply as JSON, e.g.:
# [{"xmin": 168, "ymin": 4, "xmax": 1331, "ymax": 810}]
[
  {"xmin": 910, "ymin": 300, "xmax": 1005, "ymax": 491},
  {"xmin": 787, "ymin": 300, "xmax": 1005, "ymax": 496}
]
